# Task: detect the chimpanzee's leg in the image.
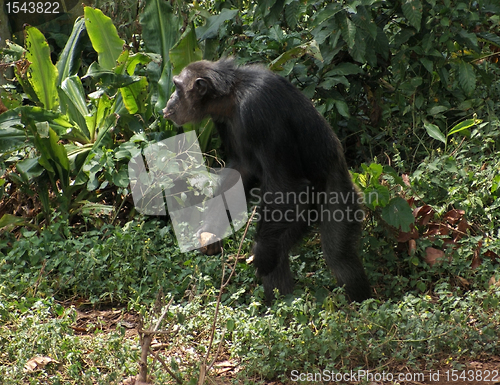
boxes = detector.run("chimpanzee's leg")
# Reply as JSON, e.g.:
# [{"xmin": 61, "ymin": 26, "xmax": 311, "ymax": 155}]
[
  {"xmin": 320, "ymin": 176, "xmax": 371, "ymax": 302},
  {"xmin": 252, "ymin": 181, "xmax": 310, "ymax": 302}
]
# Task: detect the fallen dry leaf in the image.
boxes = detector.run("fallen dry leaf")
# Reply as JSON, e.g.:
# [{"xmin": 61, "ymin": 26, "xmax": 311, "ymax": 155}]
[
  {"xmin": 442, "ymin": 209, "xmax": 465, "ymax": 225},
  {"xmin": 413, "ymin": 205, "xmax": 434, "ymax": 226},
  {"xmin": 456, "ymin": 276, "xmax": 470, "ymax": 288},
  {"xmin": 425, "ymin": 247, "xmax": 445, "ymax": 266},
  {"xmin": 397, "ymin": 225, "xmax": 419, "ymax": 242},
  {"xmin": 24, "ymin": 356, "xmax": 59, "ymax": 372},
  {"xmin": 471, "ymin": 240, "xmax": 483, "ymax": 269},
  {"xmin": 485, "ymin": 249, "xmax": 500, "ymax": 261},
  {"xmin": 408, "ymin": 239, "xmax": 417, "ymax": 256},
  {"xmin": 488, "ymin": 275, "xmax": 500, "ymax": 287}
]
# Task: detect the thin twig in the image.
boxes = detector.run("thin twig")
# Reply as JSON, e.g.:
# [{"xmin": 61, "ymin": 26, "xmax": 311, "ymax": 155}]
[
  {"xmin": 207, "ymin": 329, "xmax": 227, "ymax": 371},
  {"xmin": 201, "ymin": 206, "xmax": 257, "ymax": 378},
  {"xmin": 222, "ymin": 206, "xmax": 258, "ymax": 290},
  {"xmin": 137, "ymin": 296, "xmax": 175, "ymax": 383},
  {"xmin": 149, "ymin": 347, "xmax": 183, "ymax": 384}
]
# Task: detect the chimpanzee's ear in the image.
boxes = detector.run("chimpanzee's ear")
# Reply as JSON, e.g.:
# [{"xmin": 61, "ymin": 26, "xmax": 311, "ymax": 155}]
[{"xmin": 195, "ymin": 78, "xmax": 209, "ymax": 96}]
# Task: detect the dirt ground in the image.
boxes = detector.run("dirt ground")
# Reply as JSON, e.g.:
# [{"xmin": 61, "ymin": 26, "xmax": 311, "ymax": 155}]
[{"xmin": 73, "ymin": 307, "xmax": 500, "ymax": 385}]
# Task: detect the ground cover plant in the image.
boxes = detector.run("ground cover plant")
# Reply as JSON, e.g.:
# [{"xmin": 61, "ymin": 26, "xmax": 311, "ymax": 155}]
[{"xmin": 1, "ymin": 0, "xmax": 500, "ymax": 383}]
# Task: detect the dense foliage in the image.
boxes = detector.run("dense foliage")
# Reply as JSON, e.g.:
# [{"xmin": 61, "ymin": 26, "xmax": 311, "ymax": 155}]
[{"xmin": 1, "ymin": 0, "xmax": 500, "ymax": 383}]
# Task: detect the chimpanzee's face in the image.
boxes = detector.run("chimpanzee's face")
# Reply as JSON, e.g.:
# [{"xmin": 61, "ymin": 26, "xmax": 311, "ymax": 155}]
[{"xmin": 163, "ymin": 68, "xmax": 209, "ymax": 126}]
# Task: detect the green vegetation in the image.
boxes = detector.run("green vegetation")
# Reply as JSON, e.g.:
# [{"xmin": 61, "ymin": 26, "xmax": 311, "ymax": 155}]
[{"xmin": 1, "ymin": 0, "xmax": 499, "ymax": 383}]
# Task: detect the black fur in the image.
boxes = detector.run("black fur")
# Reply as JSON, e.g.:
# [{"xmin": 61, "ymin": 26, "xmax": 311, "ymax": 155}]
[{"xmin": 163, "ymin": 58, "xmax": 371, "ymax": 303}]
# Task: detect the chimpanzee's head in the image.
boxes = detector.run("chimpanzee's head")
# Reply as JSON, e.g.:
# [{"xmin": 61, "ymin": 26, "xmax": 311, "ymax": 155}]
[{"xmin": 163, "ymin": 59, "xmax": 236, "ymax": 126}]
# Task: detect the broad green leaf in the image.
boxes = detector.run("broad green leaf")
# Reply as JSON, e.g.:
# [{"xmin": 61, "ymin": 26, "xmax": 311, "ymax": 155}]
[
  {"xmin": 59, "ymin": 76, "xmax": 90, "ymax": 141},
  {"xmin": 479, "ymin": 32, "xmax": 500, "ymax": 48},
  {"xmin": 402, "ymin": 0, "xmax": 422, "ymax": 31},
  {"xmin": 126, "ymin": 53, "xmax": 152, "ymax": 76},
  {"xmin": 394, "ymin": 28, "xmax": 416, "ymax": 49},
  {"xmin": 0, "ymin": 126, "xmax": 27, "ymax": 152},
  {"xmin": 56, "ymin": 17, "xmax": 86, "ymax": 86},
  {"xmin": 352, "ymin": 172, "xmax": 368, "ymax": 188},
  {"xmin": 491, "ymin": 175, "xmax": 500, "ymax": 195},
  {"xmin": 340, "ymin": 15, "xmax": 356, "ymax": 50},
  {"xmin": 197, "ymin": 119, "xmax": 215, "ymax": 154},
  {"xmin": 140, "ymin": 0, "xmax": 181, "ymax": 56},
  {"xmin": 311, "ymin": 23, "xmax": 333, "ymax": 45},
  {"xmin": 226, "ymin": 319, "xmax": 235, "ymax": 332},
  {"xmin": 17, "ymin": 105, "xmax": 86, "ymax": 143},
  {"xmin": 438, "ymin": 66, "xmax": 449, "ymax": 87},
  {"xmin": 325, "ymin": 63, "xmax": 364, "ymax": 76},
  {"xmin": 428, "ymin": 106, "xmax": 448, "ymax": 115},
  {"xmin": 93, "ymin": 114, "xmax": 117, "ymax": 149},
  {"xmin": 367, "ymin": 163, "xmax": 384, "ymax": 179},
  {"xmin": 415, "ymin": 94, "xmax": 424, "ymax": 109},
  {"xmin": 420, "ymin": 58, "xmax": 433, "ymax": 73},
  {"xmin": 89, "ymin": 94, "xmax": 113, "ymax": 135},
  {"xmin": 169, "ymin": 25, "xmax": 203, "ymax": 75},
  {"xmin": 373, "ymin": 26, "xmax": 390, "ymax": 60},
  {"xmin": 84, "ymin": 7, "xmax": 125, "ymax": 70},
  {"xmin": 443, "ymin": 157, "xmax": 458, "ymax": 173},
  {"xmin": 36, "ymin": 123, "xmax": 70, "ymax": 173},
  {"xmin": 269, "ymin": 40, "xmax": 322, "ymax": 70},
  {"xmin": 78, "ymin": 202, "xmax": 115, "ymax": 216},
  {"xmin": 120, "ymin": 76, "xmax": 149, "ymax": 115},
  {"xmin": 16, "ymin": 158, "xmax": 44, "ymax": 182},
  {"xmin": 114, "ymin": 140, "xmax": 142, "ymax": 162},
  {"xmin": 351, "ymin": 29, "xmax": 367, "ymax": 63},
  {"xmin": 25, "ymin": 26, "xmax": 59, "ymax": 110},
  {"xmin": 183, "ymin": 118, "xmax": 215, "ymax": 153},
  {"xmin": 458, "ymin": 61, "xmax": 476, "ymax": 95},
  {"xmin": 196, "ymin": 9, "xmax": 239, "ymax": 40},
  {"xmin": 0, "ymin": 178, "xmax": 5, "ymax": 196},
  {"xmin": 0, "ymin": 214, "xmax": 28, "ymax": 228},
  {"xmin": 285, "ymin": 1, "xmax": 300, "ymax": 29},
  {"xmin": 381, "ymin": 197, "xmax": 414, "ymax": 232},
  {"xmin": 30, "ymin": 122, "xmax": 70, "ymax": 191},
  {"xmin": 458, "ymin": 29, "xmax": 478, "ymax": 51},
  {"xmin": 364, "ymin": 185, "xmax": 390, "ymax": 209},
  {"xmin": 0, "ymin": 109, "xmax": 30, "ymax": 152},
  {"xmin": 157, "ymin": 66, "xmax": 174, "ymax": 115},
  {"xmin": 319, "ymin": 76, "xmax": 350, "ymax": 90},
  {"xmin": 424, "ymin": 121, "xmax": 446, "ymax": 144},
  {"xmin": 61, "ymin": 76, "xmax": 89, "ymax": 118},
  {"xmin": 383, "ymin": 165, "xmax": 406, "ymax": 187},
  {"xmin": 334, "ymin": 100, "xmax": 350, "ymax": 118},
  {"xmin": 65, "ymin": 143, "xmax": 93, "ymax": 176},
  {"xmin": 311, "ymin": 2, "xmax": 341, "ymax": 27},
  {"xmin": 114, "ymin": 50, "xmax": 131, "ymax": 76},
  {"xmin": 351, "ymin": 6, "xmax": 377, "ymax": 39},
  {"xmin": 447, "ymin": 118, "xmax": 482, "ymax": 137},
  {"xmin": 364, "ymin": 41, "xmax": 377, "ymax": 67},
  {"xmin": 113, "ymin": 165, "xmax": 130, "ymax": 188},
  {"xmin": 140, "ymin": 0, "xmax": 181, "ymax": 112},
  {"xmin": 83, "ymin": 62, "xmax": 142, "ymax": 88}
]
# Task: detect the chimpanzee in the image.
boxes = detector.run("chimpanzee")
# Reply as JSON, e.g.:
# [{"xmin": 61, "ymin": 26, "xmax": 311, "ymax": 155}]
[{"xmin": 163, "ymin": 58, "xmax": 371, "ymax": 303}]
